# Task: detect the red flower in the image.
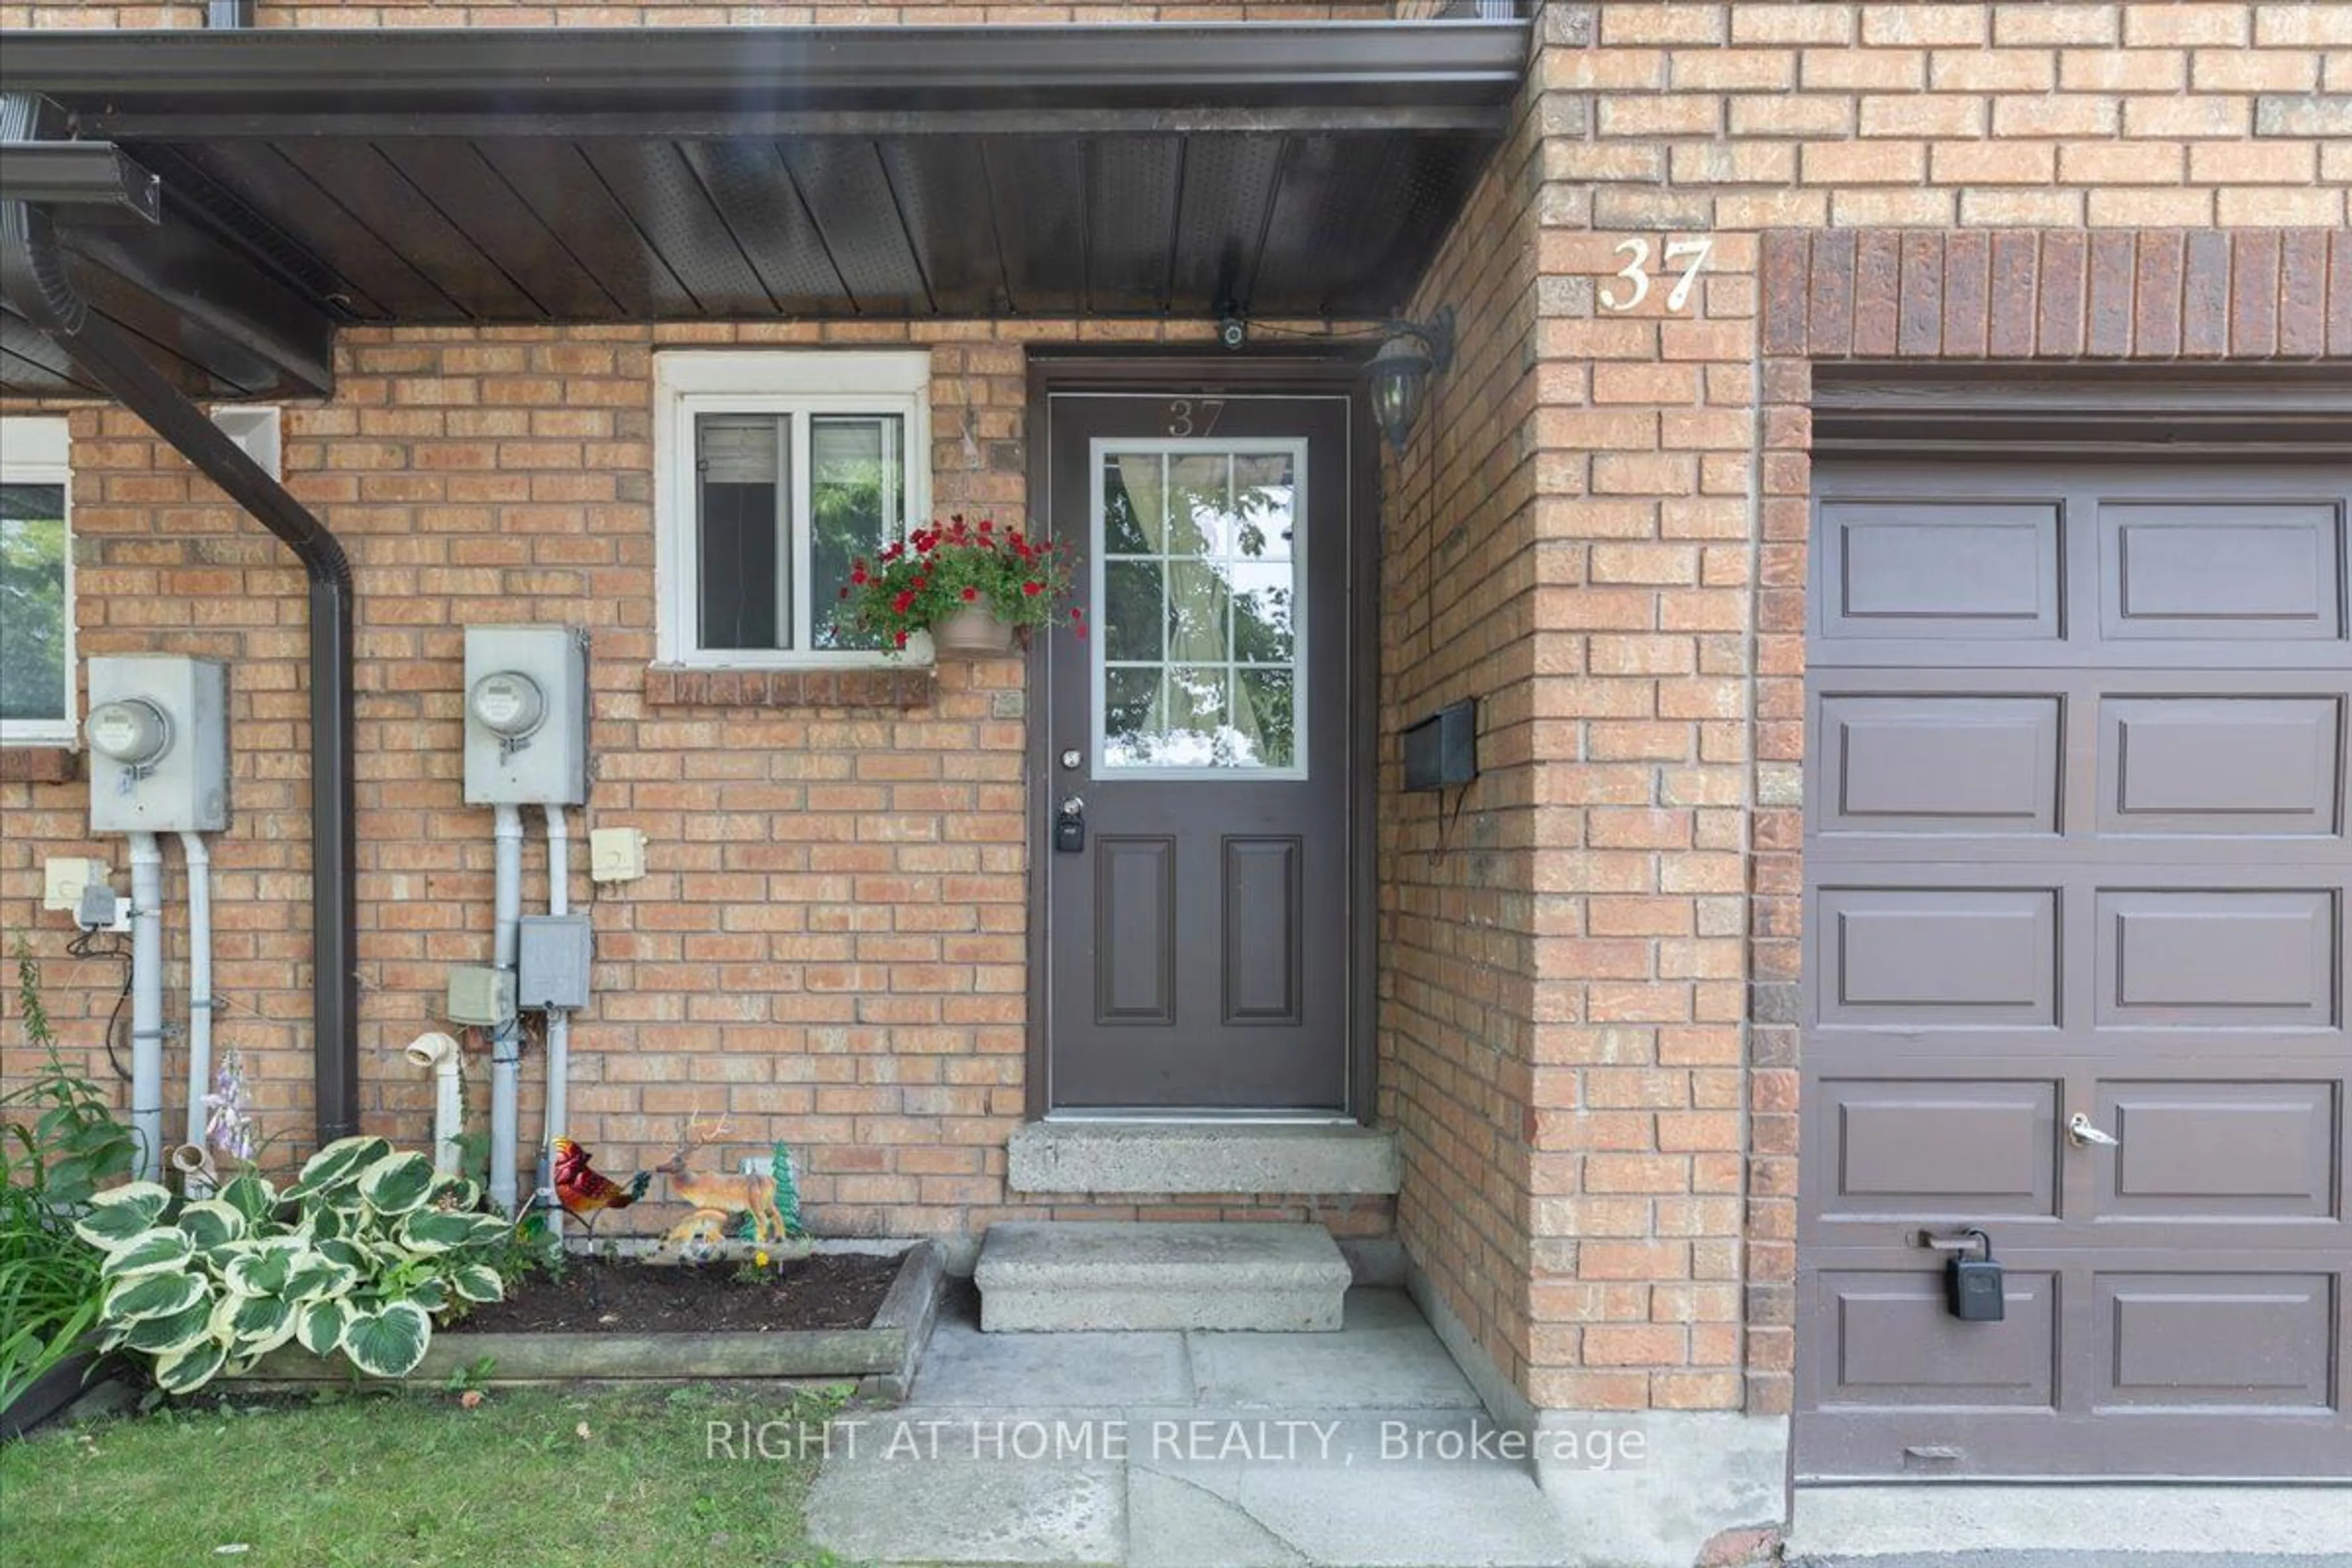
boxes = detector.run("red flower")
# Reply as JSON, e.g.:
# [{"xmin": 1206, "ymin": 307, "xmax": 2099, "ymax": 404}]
[
  {"xmin": 839, "ymin": 586, "xmax": 851, "ymax": 599},
  {"xmin": 1022, "ymin": 580, "xmax": 1042, "ymax": 597},
  {"xmin": 892, "ymin": 590, "xmax": 916, "ymax": 614},
  {"xmin": 978, "ymin": 518, "xmax": 993, "ymax": 533},
  {"xmin": 961, "ymin": 586, "xmax": 980, "ymax": 602},
  {"xmin": 911, "ymin": 576, "xmax": 928, "ymax": 591},
  {"xmin": 850, "ymin": 568, "xmax": 867, "ymax": 586},
  {"xmin": 894, "ymin": 630, "xmax": 909, "ymax": 648}
]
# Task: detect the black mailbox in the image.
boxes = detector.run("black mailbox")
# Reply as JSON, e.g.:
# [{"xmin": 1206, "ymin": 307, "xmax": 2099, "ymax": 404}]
[{"xmin": 1402, "ymin": 698, "xmax": 1477, "ymax": 792}]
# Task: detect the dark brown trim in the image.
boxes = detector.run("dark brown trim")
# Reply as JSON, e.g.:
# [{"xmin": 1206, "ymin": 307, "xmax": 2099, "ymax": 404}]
[
  {"xmin": 4, "ymin": 21, "xmax": 1530, "ymax": 135},
  {"xmin": 1811, "ymin": 364, "xmax": 2352, "ymax": 455},
  {"xmin": 0, "ymin": 141, "xmax": 159, "ymax": 222},
  {"xmin": 1020, "ymin": 352, "xmax": 1379, "ymax": 1123}
]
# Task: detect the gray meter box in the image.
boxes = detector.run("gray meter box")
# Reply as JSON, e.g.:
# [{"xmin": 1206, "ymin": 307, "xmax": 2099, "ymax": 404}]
[
  {"xmin": 516, "ymin": 915, "xmax": 592, "ymax": 1011},
  {"xmin": 86, "ymin": 655, "xmax": 231, "ymax": 833},
  {"xmin": 462, "ymin": 625, "xmax": 587, "ymax": 805}
]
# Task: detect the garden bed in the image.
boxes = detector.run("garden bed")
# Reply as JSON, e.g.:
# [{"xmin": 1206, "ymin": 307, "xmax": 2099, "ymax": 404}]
[{"xmin": 231, "ymin": 1241, "xmax": 944, "ymax": 1398}]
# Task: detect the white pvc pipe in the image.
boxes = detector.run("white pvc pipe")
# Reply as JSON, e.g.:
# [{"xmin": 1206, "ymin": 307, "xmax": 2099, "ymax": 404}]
[
  {"xmin": 405, "ymin": 1030, "xmax": 464, "ymax": 1177},
  {"xmin": 488, "ymin": 804, "xmax": 524, "ymax": 1213},
  {"xmin": 127, "ymin": 832, "xmax": 166, "ymax": 1182},
  {"xmin": 541, "ymin": 803, "xmax": 571, "ymax": 1238},
  {"xmin": 176, "ymin": 831, "xmax": 213, "ymax": 1174}
]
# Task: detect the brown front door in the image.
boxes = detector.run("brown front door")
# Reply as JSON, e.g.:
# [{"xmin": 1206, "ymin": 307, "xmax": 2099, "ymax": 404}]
[
  {"xmin": 1798, "ymin": 455, "xmax": 2352, "ymax": 1479},
  {"xmin": 1038, "ymin": 390, "xmax": 1359, "ymax": 1112}
]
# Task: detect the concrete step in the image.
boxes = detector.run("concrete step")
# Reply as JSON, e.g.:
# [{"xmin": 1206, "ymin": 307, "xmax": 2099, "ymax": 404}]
[{"xmin": 974, "ymin": 1221, "xmax": 1351, "ymax": 1333}]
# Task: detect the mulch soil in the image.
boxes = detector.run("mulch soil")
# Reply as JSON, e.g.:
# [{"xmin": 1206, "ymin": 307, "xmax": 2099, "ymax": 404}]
[{"xmin": 456, "ymin": 1250, "xmax": 903, "ymax": 1334}]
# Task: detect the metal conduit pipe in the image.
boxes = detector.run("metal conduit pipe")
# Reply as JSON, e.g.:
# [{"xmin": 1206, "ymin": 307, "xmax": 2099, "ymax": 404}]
[
  {"xmin": 0, "ymin": 91, "xmax": 361, "ymax": 1153},
  {"xmin": 488, "ymin": 803, "xmax": 525, "ymax": 1215},
  {"xmin": 541, "ymin": 803, "xmax": 571, "ymax": 1238},
  {"xmin": 173, "ymin": 830, "xmax": 215, "ymax": 1193},
  {"xmin": 126, "ymin": 832, "xmax": 167, "ymax": 1180}
]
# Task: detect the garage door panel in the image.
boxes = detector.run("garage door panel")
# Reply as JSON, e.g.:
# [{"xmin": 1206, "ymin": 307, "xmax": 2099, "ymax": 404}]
[
  {"xmin": 2095, "ymin": 1273, "xmax": 2336, "ymax": 1410},
  {"xmin": 1819, "ymin": 1268, "xmax": 2057, "ymax": 1408},
  {"xmin": 2101, "ymin": 1081, "xmax": 2342, "ymax": 1220},
  {"xmin": 2096, "ymin": 889, "xmax": 2339, "ymax": 1029},
  {"xmin": 1820, "ymin": 499, "xmax": 2063, "ymax": 642},
  {"xmin": 2102, "ymin": 695, "xmax": 2344, "ymax": 837},
  {"xmin": 1820, "ymin": 888, "xmax": 2059, "ymax": 1027},
  {"xmin": 1818, "ymin": 695, "xmax": 2062, "ymax": 835},
  {"xmin": 1804, "ymin": 456, "xmax": 2352, "ymax": 1482},
  {"xmin": 1819, "ymin": 1079, "xmax": 2060, "ymax": 1218},
  {"xmin": 2101, "ymin": 500, "xmax": 2346, "ymax": 641}
]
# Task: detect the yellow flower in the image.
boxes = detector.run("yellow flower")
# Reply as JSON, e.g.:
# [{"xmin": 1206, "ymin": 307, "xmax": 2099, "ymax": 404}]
[{"xmin": 753, "ymin": 1250, "xmax": 771, "ymax": 1268}]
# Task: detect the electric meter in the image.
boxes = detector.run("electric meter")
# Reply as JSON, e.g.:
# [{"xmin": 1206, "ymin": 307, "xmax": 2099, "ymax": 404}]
[
  {"xmin": 86, "ymin": 698, "xmax": 172, "ymax": 767},
  {"xmin": 467, "ymin": 670, "xmax": 547, "ymax": 739},
  {"xmin": 85, "ymin": 657, "xmax": 230, "ymax": 832},
  {"xmin": 462, "ymin": 627, "xmax": 587, "ymax": 805}
]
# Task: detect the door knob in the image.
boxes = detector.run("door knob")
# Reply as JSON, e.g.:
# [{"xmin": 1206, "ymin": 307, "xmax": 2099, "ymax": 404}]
[{"xmin": 2066, "ymin": 1112, "xmax": 2120, "ymax": 1148}]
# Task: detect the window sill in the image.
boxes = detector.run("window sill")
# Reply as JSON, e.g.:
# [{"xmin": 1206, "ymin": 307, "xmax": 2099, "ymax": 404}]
[
  {"xmin": 644, "ymin": 664, "xmax": 936, "ymax": 711},
  {"xmin": 0, "ymin": 746, "xmax": 79, "ymax": 784}
]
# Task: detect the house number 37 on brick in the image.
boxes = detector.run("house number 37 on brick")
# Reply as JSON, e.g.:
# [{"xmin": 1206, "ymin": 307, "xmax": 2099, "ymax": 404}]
[{"xmin": 1600, "ymin": 236, "xmax": 1713, "ymax": 314}]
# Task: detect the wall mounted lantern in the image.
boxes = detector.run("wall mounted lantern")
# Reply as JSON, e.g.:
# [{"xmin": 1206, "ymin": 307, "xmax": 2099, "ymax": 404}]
[{"xmin": 1367, "ymin": 306, "xmax": 1455, "ymax": 454}]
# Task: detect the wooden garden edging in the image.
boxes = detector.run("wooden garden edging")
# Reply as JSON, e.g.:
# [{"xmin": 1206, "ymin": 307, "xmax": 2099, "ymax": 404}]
[{"xmin": 230, "ymin": 1241, "xmax": 944, "ymax": 1401}]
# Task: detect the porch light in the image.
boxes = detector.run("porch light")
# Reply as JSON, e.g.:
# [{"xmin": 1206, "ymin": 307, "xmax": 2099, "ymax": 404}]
[{"xmin": 1368, "ymin": 307, "xmax": 1455, "ymax": 454}]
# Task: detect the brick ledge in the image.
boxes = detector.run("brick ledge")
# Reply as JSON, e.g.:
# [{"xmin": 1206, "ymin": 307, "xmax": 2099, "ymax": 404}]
[
  {"xmin": 643, "ymin": 663, "xmax": 935, "ymax": 711},
  {"xmin": 0, "ymin": 747, "xmax": 78, "ymax": 785}
]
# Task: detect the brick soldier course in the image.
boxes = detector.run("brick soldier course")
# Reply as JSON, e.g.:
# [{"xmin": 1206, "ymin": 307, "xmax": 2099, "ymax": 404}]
[{"xmin": 4, "ymin": 1, "xmax": 2347, "ymax": 1555}]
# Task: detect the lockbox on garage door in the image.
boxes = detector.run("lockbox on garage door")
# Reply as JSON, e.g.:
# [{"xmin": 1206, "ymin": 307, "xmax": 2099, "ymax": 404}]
[{"xmin": 463, "ymin": 625, "xmax": 587, "ymax": 806}]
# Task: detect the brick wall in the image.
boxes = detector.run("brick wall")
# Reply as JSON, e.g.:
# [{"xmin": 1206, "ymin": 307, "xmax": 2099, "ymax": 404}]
[
  {"xmin": 1376, "ymin": 0, "xmax": 2350, "ymax": 1423},
  {"xmin": 0, "ymin": 318, "xmax": 1396, "ymax": 1246}
]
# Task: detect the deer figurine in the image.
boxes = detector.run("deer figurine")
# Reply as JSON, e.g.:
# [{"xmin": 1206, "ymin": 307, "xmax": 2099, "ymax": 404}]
[{"xmin": 655, "ymin": 1116, "xmax": 805, "ymax": 1254}]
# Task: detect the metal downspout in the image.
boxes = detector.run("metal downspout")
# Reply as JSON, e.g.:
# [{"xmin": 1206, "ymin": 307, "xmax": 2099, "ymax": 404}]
[{"xmin": 1, "ymin": 91, "xmax": 361, "ymax": 1152}]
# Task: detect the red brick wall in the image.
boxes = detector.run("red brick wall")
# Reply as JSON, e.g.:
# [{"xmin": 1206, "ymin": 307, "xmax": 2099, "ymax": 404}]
[{"xmin": 0, "ymin": 320, "xmax": 1396, "ymax": 1246}]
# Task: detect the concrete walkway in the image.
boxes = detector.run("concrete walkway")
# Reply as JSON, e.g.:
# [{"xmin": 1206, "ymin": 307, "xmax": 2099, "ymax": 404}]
[{"xmin": 807, "ymin": 1283, "xmax": 1584, "ymax": 1568}]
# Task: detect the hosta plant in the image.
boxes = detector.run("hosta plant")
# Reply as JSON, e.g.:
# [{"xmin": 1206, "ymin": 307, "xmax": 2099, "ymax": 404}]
[{"xmin": 74, "ymin": 1136, "xmax": 508, "ymax": 1393}]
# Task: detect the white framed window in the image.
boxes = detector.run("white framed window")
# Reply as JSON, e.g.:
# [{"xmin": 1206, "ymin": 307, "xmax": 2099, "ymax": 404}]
[
  {"xmin": 654, "ymin": 351, "xmax": 932, "ymax": 668},
  {"xmin": 0, "ymin": 416, "xmax": 74, "ymax": 746}
]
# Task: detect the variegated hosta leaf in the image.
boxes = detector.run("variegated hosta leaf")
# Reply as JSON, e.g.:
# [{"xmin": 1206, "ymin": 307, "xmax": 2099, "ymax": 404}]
[
  {"xmin": 176, "ymin": 1199, "xmax": 248, "ymax": 1251},
  {"xmin": 447, "ymin": 1265, "xmax": 504, "ymax": 1304},
  {"xmin": 425, "ymin": 1175, "xmax": 485, "ymax": 1213},
  {"xmin": 356, "ymin": 1152, "xmax": 437, "ymax": 1218},
  {"xmin": 153, "ymin": 1337, "xmax": 228, "ymax": 1395},
  {"xmin": 121, "ymin": 1299, "xmax": 216, "ymax": 1355},
  {"xmin": 296, "ymin": 1298, "xmax": 352, "ymax": 1359},
  {"xmin": 283, "ymin": 1258, "xmax": 358, "ymax": 1303},
  {"xmin": 315, "ymin": 1238, "xmax": 373, "ymax": 1273},
  {"xmin": 308, "ymin": 1204, "xmax": 350, "ymax": 1242},
  {"xmin": 407, "ymin": 1279, "xmax": 449, "ymax": 1315},
  {"xmin": 216, "ymin": 1292, "xmax": 301, "ymax": 1357},
  {"xmin": 399, "ymin": 1210, "xmax": 506, "ymax": 1255},
  {"xmin": 214, "ymin": 1172, "xmax": 277, "ymax": 1224},
  {"xmin": 341, "ymin": 1302, "xmax": 431, "ymax": 1379},
  {"xmin": 287, "ymin": 1136, "xmax": 392, "ymax": 1199},
  {"xmin": 224, "ymin": 1246, "xmax": 303, "ymax": 1298},
  {"xmin": 72, "ymin": 1182, "xmax": 175, "ymax": 1249},
  {"xmin": 99, "ymin": 1227, "xmax": 197, "ymax": 1281},
  {"xmin": 105, "ymin": 1269, "xmax": 209, "ymax": 1324}
]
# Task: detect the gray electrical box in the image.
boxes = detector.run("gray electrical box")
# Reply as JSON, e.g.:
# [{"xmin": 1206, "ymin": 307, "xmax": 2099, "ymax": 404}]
[
  {"xmin": 462, "ymin": 625, "xmax": 587, "ymax": 805},
  {"xmin": 86, "ymin": 656, "xmax": 231, "ymax": 832},
  {"xmin": 516, "ymin": 914, "xmax": 593, "ymax": 1011},
  {"xmin": 445, "ymin": 965, "xmax": 517, "ymax": 1027}
]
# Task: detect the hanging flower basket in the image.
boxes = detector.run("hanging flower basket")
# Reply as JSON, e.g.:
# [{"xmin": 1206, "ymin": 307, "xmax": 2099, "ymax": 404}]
[
  {"xmin": 930, "ymin": 604, "xmax": 1018, "ymax": 658},
  {"xmin": 833, "ymin": 514, "xmax": 1084, "ymax": 658}
]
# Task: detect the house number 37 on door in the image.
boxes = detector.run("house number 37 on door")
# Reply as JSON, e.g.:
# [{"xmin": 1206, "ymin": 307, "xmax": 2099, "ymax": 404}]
[{"xmin": 1599, "ymin": 236, "xmax": 1713, "ymax": 314}]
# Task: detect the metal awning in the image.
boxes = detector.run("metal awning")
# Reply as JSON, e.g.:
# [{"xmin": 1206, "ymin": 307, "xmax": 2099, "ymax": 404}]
[{"xmin": 0, "ymin": 19, "xmax": 1528, "ymax": 399}]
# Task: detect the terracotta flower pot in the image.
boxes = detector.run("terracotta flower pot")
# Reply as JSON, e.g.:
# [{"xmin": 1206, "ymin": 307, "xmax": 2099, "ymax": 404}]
[{"xmin": 931, "ymin": 605, "xmax": 1017, "ymax": 658}]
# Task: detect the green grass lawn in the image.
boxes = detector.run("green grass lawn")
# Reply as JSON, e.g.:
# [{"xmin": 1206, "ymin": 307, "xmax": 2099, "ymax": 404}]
[{"xmin": 0, "ymin": 1382, "xmax": 857, "ymax": 1568}]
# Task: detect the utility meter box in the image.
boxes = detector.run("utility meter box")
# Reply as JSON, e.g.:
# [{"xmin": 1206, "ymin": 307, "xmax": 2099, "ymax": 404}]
[
  {"xmin": 85, "ymin": 655, "xmax": 231, "ymax": 833},
  {"xmin": 462, "ymin": 625, "xmax": 587, "ymax": 806}
]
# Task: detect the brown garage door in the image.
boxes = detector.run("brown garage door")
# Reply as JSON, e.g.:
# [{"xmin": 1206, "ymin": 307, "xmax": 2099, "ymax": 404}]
[{"xmin": 1797, "ymin": 456, "xmax": 2351, "ymax": 1480}]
